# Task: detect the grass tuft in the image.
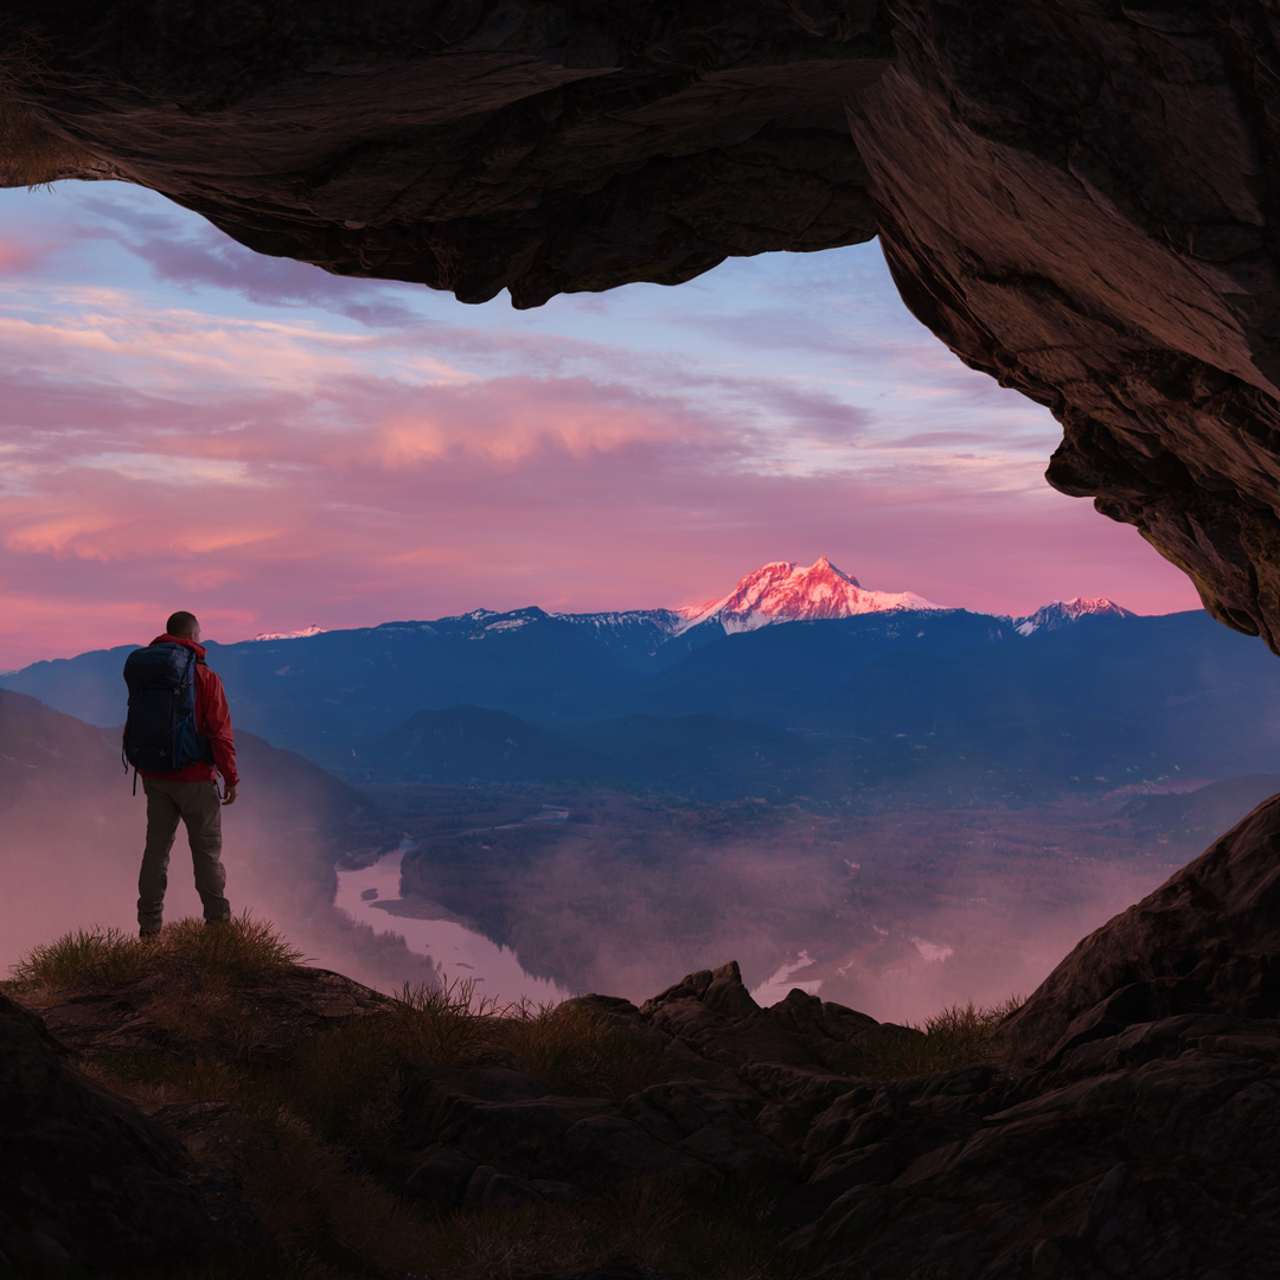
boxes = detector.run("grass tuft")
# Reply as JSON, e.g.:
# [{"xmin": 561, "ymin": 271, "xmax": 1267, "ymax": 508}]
[
  {"xmin": 497, "ymin": 998, "xmax": 670, "ymax": 1100},
  {"xmin": 8, "ymin": 925, "xmax": 152, "ymax": 988},
  {"xmin": 853, "ymin": 996, "xmax": 1025, "ymax": 1079},
  {"xmin": 274, "ymin": 978, "xmax": 672, "ymax": 1140},
  {"xmin": 152, "ymin": 914, "xmax": 306, "ymax": 978},
  {"xmin": 8, "ymin": 913, "xmax": 304, "ymax": 991}
]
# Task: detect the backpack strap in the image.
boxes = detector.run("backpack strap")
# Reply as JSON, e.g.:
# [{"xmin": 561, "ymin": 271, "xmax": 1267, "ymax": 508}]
[{"xmin": 185, "ymin": 648, "xmax": 206, "ymax": 736}]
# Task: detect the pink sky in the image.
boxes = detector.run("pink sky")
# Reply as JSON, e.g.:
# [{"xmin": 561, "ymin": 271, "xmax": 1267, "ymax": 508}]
[{"xmin": 0, "ymin": 183, "xmax": 1201, "ymax": 669}]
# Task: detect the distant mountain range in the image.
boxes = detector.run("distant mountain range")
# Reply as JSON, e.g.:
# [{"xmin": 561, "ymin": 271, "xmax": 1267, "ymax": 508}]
[
  {"xmin": 245, "ymin": 558, "xmax": 1127, "ymax": 646},
  {"xmin": 2, "ymin": 558, "xmax": 1271, "ymax": 805}
]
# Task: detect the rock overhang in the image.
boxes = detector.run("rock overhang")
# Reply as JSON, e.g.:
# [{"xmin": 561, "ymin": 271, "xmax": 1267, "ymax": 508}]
[{"xmin": 0, "ymin": 2, "xmax": 889, "ymax": 305}]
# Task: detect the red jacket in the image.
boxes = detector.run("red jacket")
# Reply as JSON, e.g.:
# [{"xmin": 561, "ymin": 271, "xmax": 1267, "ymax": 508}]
[{"xmin": 137, "ymin": 634, "xmax": 239, "ymax": 787}]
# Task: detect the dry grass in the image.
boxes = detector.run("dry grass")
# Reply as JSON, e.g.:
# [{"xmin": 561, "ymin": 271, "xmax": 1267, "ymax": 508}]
[
  {"xmin": 262, "ymin": 978, "xmax": 672, "ymax": 1140},
  {"xmin": 7, "ymin": 914, "xmax": 304, "ymax": 991},
  {"xmin": 853, "ymin": 997, "xmax": 1026, "ymax": 1079},
  {"xmin": 144, "ymin": 970, "xmax": 273, "ymax": 1058},
  {"xmin": 497, "ymin": 998, "xmax": 670, "ymax": 1100},
  {"xmin": 7, "ymin": 925, "xmax": 155, "ymax": 989},
  {"xmin": 237, "ymin": 1119, "xmax": 812, "ymax": 1280}
]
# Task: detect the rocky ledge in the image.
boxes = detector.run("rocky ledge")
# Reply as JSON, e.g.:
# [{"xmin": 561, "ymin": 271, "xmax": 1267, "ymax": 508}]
[{"xmin": 8, "ymin": 791, "xmax": 1280, "ymax": 1276}]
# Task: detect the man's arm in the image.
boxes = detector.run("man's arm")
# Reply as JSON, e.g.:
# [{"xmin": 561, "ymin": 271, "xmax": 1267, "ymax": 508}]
[{"xmin": 196, "ymin": 665, "xmax": 239, "ymax": 797}]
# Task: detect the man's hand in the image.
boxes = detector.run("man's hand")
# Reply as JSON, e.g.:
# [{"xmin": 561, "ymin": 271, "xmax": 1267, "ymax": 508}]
[{"xmin": 222, "ymin": 784, "xmax": 238, "ymax": 806}]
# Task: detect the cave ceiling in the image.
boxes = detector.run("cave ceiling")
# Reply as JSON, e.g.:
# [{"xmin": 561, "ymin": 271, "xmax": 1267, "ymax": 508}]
[{"xmin": 6, "ymin": 1, "xmax": 1280, "ymax": 647}]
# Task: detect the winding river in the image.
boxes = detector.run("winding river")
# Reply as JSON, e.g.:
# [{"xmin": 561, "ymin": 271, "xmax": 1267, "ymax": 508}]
[
  {"xmin": 334, "ymin": 834, "xmax": 570, "ymax": 1005},
  {"xmin": 335, "ymin": 813, "xmax": 807, "ymax": 1009}
]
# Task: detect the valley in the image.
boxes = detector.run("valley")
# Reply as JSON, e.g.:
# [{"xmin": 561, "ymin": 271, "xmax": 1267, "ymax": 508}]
[{"xmin": 355, "ymin": 781, "xmax": 1194, "ymax": 1023}]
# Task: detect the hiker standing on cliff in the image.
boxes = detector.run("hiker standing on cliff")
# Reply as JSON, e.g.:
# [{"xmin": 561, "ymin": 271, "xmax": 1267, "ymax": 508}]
[{"xmin": 123, "ymin": 611, "xmax": 240, "ymax": 937}]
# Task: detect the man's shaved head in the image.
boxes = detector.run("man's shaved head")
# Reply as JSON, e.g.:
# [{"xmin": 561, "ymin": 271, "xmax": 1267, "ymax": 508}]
[{"xmin": 166, "ymin": 611, "xmax": 199, "ymax": 639}]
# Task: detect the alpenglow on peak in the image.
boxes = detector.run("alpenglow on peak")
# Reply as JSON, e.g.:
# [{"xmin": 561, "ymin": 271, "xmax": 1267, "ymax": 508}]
[{"xmin": 677, "ymin": 558, "xmax": 945, "ymax": 635}]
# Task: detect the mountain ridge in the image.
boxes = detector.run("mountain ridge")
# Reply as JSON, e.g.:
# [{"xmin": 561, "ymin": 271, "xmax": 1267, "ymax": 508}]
[
  {"xmin": 1013, "ymin": 596, "xmax": 1136, "ymax": 637},
  {"xmin": 192, "ymin": 558, "xmax": 1134, "ymax": 653},
  {"xmin": 2, "ymin": 603, "xmax": 1268, "ymax": 804}
]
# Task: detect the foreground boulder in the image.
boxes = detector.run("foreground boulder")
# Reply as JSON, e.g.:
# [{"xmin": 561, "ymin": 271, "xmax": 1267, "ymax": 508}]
[
  {"xmin": 388, "ymin": 1064, "xmax": 790, "ymax": 1212},
  {"xmin": 790, "ymin": 1023, "xmax": 1280, "ymax": 1278},
  {"xmin": 776, "ymin": 795, "xmax": 1280, "ymax": 1277},
  {"xmin": 0, "ymin": 993, "xmax": 227, "ymax": 1274}
]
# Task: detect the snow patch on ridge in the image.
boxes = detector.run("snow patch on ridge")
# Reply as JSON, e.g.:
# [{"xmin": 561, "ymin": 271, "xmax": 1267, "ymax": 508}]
[
  {"xmin": 1014, "ymin": 597, "xmax": 1135, "ymax": 637},
  {"xmin": 250, "ymin": 624, "xmax": 326, "ymax": 642}
]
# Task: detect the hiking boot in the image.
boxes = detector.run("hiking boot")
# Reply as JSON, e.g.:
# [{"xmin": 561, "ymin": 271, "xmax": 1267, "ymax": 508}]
[{"xmin": 139, "ymin": 927, "xmax": 161, "ymax": 939}]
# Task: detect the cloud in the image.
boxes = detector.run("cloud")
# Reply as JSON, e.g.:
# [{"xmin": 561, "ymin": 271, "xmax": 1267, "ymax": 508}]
[
  {"xmin": 0, "ymin": 182, "xmax": 1204, "ymax": 668},
  {"xmin": 134, "ymin": 228, "xmax": 426, "ymax": 329}
]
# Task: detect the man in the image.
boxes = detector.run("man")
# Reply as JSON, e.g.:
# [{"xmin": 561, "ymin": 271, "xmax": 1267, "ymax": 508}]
[{"xmin": 126, "ymin": 610, "xmax": 239, "ymax": 937}]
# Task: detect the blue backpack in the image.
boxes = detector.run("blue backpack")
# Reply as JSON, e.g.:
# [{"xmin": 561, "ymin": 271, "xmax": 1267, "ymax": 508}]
[{"xmin": 123, "ymin": 643, "xmax": 214, "ymax": 773}]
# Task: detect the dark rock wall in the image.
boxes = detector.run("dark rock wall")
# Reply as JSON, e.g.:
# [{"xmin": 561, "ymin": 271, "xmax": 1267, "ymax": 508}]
[
  {"xmin": 854, "ymin": 2, "xmax": 1280, "ymax": 649},
  {"xmin": 9, "ymin": 2, "xmax": 1280, "ymax": 641}
]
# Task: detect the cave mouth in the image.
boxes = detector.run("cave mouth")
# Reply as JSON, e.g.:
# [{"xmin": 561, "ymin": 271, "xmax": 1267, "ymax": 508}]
[{"xmin": 3, "ymin": 1, "xmax": 1280, "ymax": 645}]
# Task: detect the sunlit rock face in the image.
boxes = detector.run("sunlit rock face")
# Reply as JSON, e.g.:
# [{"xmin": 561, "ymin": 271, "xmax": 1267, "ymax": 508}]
[{"xmin": 9, "ymin": 2, "xmax": 1280, "ymax": 644}]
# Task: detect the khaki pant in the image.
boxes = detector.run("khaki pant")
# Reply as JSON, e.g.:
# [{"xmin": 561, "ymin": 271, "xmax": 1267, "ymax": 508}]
[{"xmin": 138, "ymin": 778, "xmax": 230, "ymax": 931}]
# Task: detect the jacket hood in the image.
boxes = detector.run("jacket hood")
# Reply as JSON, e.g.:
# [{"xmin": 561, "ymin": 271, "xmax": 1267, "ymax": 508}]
[{"xmin": 151, "ymin": 633, "xmax": 207, "ymax": 660}]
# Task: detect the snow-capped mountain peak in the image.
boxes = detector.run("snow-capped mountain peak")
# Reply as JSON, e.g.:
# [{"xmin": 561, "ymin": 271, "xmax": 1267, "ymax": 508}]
[
  {"xmin": 1014, "ymin": 597, "xmax": 1135, "ymax": 637},
  {"xmin": 677, "ymin": 557, "xmax": 945, "ymax": 635}
]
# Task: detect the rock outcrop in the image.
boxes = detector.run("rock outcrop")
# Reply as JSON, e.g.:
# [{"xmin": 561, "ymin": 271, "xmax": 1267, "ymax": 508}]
[
  {"xmin": 8, "ymin": 4, "xmax": 1280, "ymax": 643},
  {"xmin": 0, "ymin": 993, "xmax": 228, "ymax": 1274},
  {"xmin": 374, "ymin": 942, "xmax": 1280, "ymax": 1278}
]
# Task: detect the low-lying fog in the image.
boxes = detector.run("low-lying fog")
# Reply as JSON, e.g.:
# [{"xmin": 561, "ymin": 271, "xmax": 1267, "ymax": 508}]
[{"xmin": 336, "ymin": 787, "xmax": 1195, "ymax": 1023}]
